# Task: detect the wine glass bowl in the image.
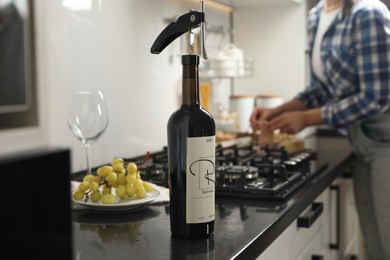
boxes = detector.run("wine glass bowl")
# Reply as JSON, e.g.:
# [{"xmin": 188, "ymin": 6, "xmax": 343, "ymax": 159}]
[{"xmin": 68, "ymin": 90, "xmax": 109, "ymax": 176}]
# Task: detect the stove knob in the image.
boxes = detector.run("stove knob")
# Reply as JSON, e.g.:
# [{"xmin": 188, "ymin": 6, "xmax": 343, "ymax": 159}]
[
  {"xmin": 272, "ymin": 158, "xmax": 282, "ymax": 165},
  {"xmin": 295, "ymin": 153, "xmax": 310, "ymax": 163},
  {"xmin": 283, "ymin": 160, "xmax": 299, "ymax": 172}
]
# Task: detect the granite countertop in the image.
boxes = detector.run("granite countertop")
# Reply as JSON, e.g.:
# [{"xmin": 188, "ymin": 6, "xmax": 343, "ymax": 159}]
[{"xmin": 71, "ymin": 133, "xmax": 353, "ymax": 260}]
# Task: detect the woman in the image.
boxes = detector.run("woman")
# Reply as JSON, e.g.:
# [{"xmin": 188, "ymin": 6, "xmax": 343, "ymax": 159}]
[{"xmin": 250, "ymin": 0, "xmax": 390, "ymax": 259}]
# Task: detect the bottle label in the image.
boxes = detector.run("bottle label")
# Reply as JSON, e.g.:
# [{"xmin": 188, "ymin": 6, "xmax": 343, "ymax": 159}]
[{"xmin": 186, "ymin": 135, "xmax": 216, "ymax": 224}]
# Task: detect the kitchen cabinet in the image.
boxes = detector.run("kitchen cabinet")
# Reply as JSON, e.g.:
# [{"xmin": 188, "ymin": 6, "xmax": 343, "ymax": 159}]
[
  {"xmin": 296, "ymin": 230, "xmax": 325, "ymax": 260},
  {"xmin": 257, "ymin": 131, "xmax": 364, "ymax": 260},
  {"xmin": 256, "ymin": 176, "xmax": 362, "ymax": 260},
  {"xmin": 256, "ymin": 190, "xmax": 327, "ymax": 260},
  {"xmin": 328, "ymin": 177, "xmax": 362, "ymax": 259},
  {"xmin": 316, "ymin": 129, "xmax": 363, "ymax": 259},
  {"xmin": 315, "ymin": 176, "xmax": 362, "ymax": 260}
]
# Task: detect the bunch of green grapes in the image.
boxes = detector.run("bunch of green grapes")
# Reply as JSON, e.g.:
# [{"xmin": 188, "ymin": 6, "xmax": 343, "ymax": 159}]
[{"xmin": 73, "ymin": 157, "xmax": 154, "ymax": 204}]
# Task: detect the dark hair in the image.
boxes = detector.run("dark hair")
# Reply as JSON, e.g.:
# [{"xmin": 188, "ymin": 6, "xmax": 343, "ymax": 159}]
[{"xmin": 342, "ymin": 0, "xmax": 355, "ymax": 18}]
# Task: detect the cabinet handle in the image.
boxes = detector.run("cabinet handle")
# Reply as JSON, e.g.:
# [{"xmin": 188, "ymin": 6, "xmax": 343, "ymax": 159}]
[
  {"xmin": 297, "ymin": 202, "xmax": 323, "ymax": 228},
  {"xmin": 342, "ymin": 164, "xmax": 353, "ymax": 178},
  {"xmin": 312, "ymin": 255, "xmax": 324, "ymax": 260},
  {"xmin": 330, "ymin": 185, "xmax": 340, "ymax": 250}
]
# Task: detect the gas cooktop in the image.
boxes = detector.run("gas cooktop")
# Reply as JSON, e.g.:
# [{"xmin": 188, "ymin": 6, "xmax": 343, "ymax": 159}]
[{"xmin": 124, "ymin": 138, "xmax": 328, "ymax": 201}]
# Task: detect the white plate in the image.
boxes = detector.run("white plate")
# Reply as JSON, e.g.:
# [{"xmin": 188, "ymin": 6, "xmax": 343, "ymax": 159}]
[{"xmin": 72, "ymin": 188, "xmax": 160, "ymax": 211}]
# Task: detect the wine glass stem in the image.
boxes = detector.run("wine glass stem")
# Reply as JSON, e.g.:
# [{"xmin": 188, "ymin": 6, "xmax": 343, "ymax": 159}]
[{"xmin": 85, "ymin": 144, "xmax": 92, "ymax": 175}]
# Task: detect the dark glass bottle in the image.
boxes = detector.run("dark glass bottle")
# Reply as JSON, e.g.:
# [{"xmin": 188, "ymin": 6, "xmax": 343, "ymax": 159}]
[{"xmin": 167, "ymin": 55, "xmax": 216, "ymax": 238}]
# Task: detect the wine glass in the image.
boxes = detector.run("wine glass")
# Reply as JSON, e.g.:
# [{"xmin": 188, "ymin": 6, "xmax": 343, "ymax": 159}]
[{"xmin": 67, "ymin": 90, "xmax": 109, "ymax": 176}]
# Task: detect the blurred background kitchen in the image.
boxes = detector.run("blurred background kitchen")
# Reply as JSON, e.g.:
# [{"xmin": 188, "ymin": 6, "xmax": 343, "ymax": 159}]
[{"xmin": 1, "ymin": 0, "xmax": 389, "ymax": 174}]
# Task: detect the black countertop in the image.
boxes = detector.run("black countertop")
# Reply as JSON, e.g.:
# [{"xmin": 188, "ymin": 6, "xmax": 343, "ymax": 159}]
[{"xmin": 71, "ymin": 133, "xmax": 353, "ymax": 260}]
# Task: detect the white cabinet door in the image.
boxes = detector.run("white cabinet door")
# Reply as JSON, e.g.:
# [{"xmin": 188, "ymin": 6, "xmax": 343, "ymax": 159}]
[
  {"xmin": 296, "ymin": 229, "xmax": 324, "ymax": 260},
  {"xmin": 329, "ymin": 178, "xmax": 362, "ymax": 259},
  {"xmin": 256, "ymin": 177, "xmax": 362, "ymax": 260},
  {"xmin": 257, "ymin": 194, "xmax": 325, "ymax": 260}
]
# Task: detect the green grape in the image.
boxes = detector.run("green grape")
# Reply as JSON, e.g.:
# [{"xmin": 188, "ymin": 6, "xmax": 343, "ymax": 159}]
[
  {"xmin": 125, "ymin": 183, "xmax": 136, "ymax": 197},
  {"xmin": 79, "ymin": 181, "xmax": 90, "ymax": 192},
  {"xmin": 134, "ymin": 179, "xmax": 143, "ymax": 190},
  {"xmin": 97, "ymin": 165, "xmax": 113, "ymax": 178},
  {"xmin": 126, "ymin": 174, "xmax": 137, "ymax": 184},
  {"xmin": 83, "ymin": 175, "xmax": 95, "ymax": 182},
  {"xmin": 102, "ymin": 194, "xmax": 116, "ymax": 204},
  {"xmin": 102, "ymin": 185, "xmax": 112, "ymax": 196},
  {"xmin": 143, "ymin": 181, "xmax": 154, "ymax": 192},
  {"xmin": 89, "ymin": 181, "xmax": 99, "ymax": 192},
  {"xmin": 117, "ymin": 173, "xmax": 126, "ymax": 185},
  {"xmin": 115, "ymin": 185, "xmax": 126, "ymax": 198},
  {"xmin": 126, "ymin": 162, "xmax": 138, "ymax": 175},
  {"xmin": 136, "ymin": 186, "xmax": 146, "ymax": 198},
  {"xmin": 93, "ymin": 176, "xmax": 102, "ymax": 184},
  {"xmin": 111, "ymin": 157, "xmax": 124, "ymax": 167},
  {"xmin": 90, "ymin": 191, "xmax": 102, "ymax": 202},
  {"xmin": 106, "ymin": 171, "xmax": 118, "ymax": 186},
  {"xmin": 113, "ymin": 163, "xmax": 125, "ymax": 174},
  {"xmin": 73, "ymin": 190, "xmax": 85, "ymax": 200}
]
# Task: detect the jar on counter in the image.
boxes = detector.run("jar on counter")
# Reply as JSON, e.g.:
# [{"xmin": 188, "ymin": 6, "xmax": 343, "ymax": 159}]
[
  {"xmin": 255, "ymin": 94, "xmax": 284, "ymax": 108},
  {"xmin": 229, "ymin": 95, "xmax": 255, "ymax": 133}
]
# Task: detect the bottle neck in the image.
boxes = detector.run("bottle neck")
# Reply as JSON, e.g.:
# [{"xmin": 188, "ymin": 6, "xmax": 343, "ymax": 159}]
[{"xmin": 182, "ymin": 55, "xmax": 199, "ymax": 106}]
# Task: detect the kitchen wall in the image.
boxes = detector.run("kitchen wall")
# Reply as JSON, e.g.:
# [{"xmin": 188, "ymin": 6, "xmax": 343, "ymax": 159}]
[
  {"xmin": 0, "ymin": 0, "xmax": 230, "ymax": 173},
  {"xmin": 233, "ymin": 1, "xmax": 308, "ymax": 101},
  {"xmin": 233, "ymin": 0, "xmax": 390, "ymax": 100}
]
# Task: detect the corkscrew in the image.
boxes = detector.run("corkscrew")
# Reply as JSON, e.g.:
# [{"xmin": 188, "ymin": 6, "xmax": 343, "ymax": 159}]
[{"xmin": 150, "ymin": 1, "xmax": 208, "ymax": 60}]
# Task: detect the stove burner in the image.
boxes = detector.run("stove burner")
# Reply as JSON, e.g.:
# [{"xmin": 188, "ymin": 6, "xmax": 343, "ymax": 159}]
[{"xmin": 216, "ymin": 165, "xmax": 259, "ymax": 185}]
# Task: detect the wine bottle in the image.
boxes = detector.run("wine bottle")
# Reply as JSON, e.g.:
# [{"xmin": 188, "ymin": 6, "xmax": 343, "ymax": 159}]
[
  {"xmin": 150, "ymin": 2, "xmax": 215, "ymax": 238},
  {"xmin": 167, "ymin": 55, "xmax": 215, "ymax": 238}
]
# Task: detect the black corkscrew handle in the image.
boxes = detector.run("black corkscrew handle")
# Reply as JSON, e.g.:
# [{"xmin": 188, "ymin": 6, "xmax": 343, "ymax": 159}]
[{"xmin": 150, "ymin": 10, "xmax": 205, "ymax": 55}]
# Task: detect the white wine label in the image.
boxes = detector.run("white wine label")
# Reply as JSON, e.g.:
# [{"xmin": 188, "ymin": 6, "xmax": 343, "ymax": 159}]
[{"xmin": 186, "ymin": 135, "xmax": 216, "ymax": 224}]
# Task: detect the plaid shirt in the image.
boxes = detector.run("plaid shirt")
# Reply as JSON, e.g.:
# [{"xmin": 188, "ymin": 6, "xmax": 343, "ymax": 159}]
[{"xmin": 296, "ymin": 0, "xmax": 390, "ymax": 130}]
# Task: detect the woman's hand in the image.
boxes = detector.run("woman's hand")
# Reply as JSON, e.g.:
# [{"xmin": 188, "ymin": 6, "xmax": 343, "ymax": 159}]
[
  {"xmin": 250, "ymin": 107, "xmax": 271, "ymax": 131},
  {"xmin": 255, "ymin": 120, "xmax": 273, "ymax": 146},
  {"xmin": 269, "ymin": 108, "xmax": 323, "ymax": 134},
  {"xmin": 269, "ymin": 111, "xmax": 307, "ymax": 134},
  {"xmin": 249, "ymin": 99, "xmax": 312, "ymax": 133}
]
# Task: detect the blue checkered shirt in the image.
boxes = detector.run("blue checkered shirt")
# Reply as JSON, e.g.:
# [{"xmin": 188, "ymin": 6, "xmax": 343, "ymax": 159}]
[{"xmin": 296, "ymin": 0, "xmax": 390, "ymax": 131}]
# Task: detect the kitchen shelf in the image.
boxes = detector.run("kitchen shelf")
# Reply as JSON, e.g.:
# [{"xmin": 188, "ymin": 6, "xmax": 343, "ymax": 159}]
[
  {"xmin": 214, "ymin": 0, "xmax": 301, "ymax": 8},
  {"xmin": 199, "ymin": 57, "xmax": 255, "ymax": 79}
]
